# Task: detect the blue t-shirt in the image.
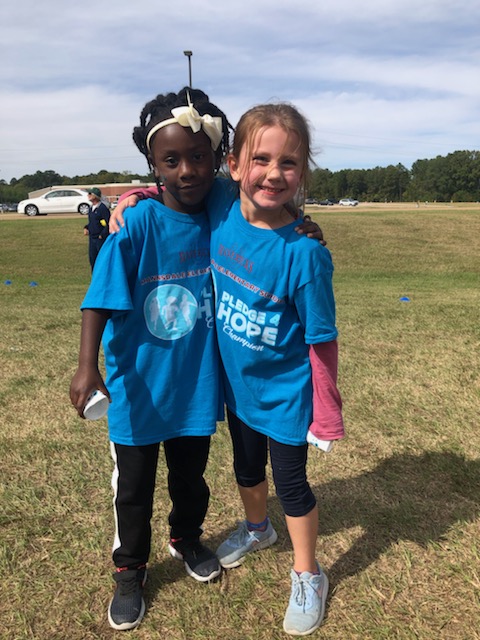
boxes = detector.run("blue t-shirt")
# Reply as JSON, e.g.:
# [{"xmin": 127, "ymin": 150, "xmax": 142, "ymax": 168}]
[
  {"xmin": 81, "ymin": 199, "xmax": 223, "ymax": 445},
  {"xmin": 208, "ymin": 181, "xmax": 338, "ymax": 446}
]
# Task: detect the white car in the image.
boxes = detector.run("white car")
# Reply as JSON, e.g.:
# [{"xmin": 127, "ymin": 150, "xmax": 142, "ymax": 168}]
[
  {"xmin": 339, "ymin": 198, "xmax": 359, "ymax": 206},
  {"xmin": 18, "ymin": 189, "xmax": 91, "ymax": 216}
]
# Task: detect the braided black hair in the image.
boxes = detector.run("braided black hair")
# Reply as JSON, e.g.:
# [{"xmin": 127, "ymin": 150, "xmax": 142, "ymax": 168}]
[{"xmin": 133, "ymin": 87, "xmax": 232, "ymax": 180}]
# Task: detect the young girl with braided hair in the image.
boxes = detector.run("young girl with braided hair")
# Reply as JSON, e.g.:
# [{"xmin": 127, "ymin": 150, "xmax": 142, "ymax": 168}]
[{"xmin": 70, "ymin": 87, "xmax": 232, "ymax": 631}]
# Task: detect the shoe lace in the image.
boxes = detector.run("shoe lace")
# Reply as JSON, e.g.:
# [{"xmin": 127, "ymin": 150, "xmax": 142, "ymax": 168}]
[
  {"xmin": 292, "ymin": 576, "xmax": 321, "ymax": 612},
  {"xmin": 119, "ymin": 577, "xmax": 140, "ymax": 596},
  {"xmin": 115, "ymin": 570, "xmax": 144, "ymax": 596},
  {"xmin": 292, "ymin": 579, "xmax": 307, "ymax": 610},
  {"xmin": 228, "ymin": 522, "xmax": 252, "ymax": 548}
]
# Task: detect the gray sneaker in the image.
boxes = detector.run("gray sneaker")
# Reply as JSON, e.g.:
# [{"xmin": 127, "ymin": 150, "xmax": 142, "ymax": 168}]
[
  {"xmin": 216, "ymin": 520, "xmax": 278, "ymax": 569},
  {"xmin": 108, "ymin": 567, "xmax": 147, "ymax": 631},
  {"xmin": 283, "ymin": 564, "xmax": 328, "ymax": 636}
]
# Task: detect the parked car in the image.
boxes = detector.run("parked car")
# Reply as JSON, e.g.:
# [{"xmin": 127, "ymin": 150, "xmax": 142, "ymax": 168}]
[
  {"xmin": 339, "ymin": 198, "xmax": 359, "ymax": 206},
  {"xmin": 0, "ymin": 203, "xmax": 18, "ymax": 212},
  {"xmin": 304, "ymin": 198, "xmax": 318, "ymax": 204},
  {"xmin": 18, "ymin": 189, "xmax": 91, "ymax": 216},
  {"xmin": 318, "ymin": 199, "xmax": 337, "ymax": 206}
]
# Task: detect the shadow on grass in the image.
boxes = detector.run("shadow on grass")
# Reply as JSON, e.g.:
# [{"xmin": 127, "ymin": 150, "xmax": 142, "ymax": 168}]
[
  {"xmin": 143, "ymin": 555, "xmax": 189, "ymax": 598},
  {"xmin": 269, "ymin": 451, "xmax": 480, "ymax": 588},
  {"xmin": 140, "ymin": 451, "xmax": 479, "ymax": 610}
]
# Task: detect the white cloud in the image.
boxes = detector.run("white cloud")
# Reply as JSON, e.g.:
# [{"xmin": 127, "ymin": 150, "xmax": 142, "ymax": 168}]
[{"xmin": 1, "ymin": 0, "xmax": 479, "ymax": 181}]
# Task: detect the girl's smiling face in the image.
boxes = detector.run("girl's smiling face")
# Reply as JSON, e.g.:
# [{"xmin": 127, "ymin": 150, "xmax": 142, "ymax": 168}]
[
  {"xmin": 228, "ymin": 125, "xmax": 303, "ymax": 223},
  {"xmin": 150, "ymin": 123, "xmax": 216, "ymax": 214}
]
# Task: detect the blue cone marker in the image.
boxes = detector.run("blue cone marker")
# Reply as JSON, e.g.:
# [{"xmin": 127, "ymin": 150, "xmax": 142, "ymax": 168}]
[
  {"xmin": 399, "ymin": 296, "xmax": 410, "ymax": 302},
  {"xmin": 4, "ymin": 280, "xmax": 12, "ymax": 285}
]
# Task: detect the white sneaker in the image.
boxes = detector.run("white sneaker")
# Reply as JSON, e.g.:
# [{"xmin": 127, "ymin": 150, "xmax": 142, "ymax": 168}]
[{"xmin": 283, "ymin": 564, "xmax": 328, "ymax": 636}]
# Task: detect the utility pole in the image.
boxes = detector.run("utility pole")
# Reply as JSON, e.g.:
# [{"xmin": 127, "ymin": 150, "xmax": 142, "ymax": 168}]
[{"xmin": 183, "ymin": 51, "xmax": 193, "ymax": 88}]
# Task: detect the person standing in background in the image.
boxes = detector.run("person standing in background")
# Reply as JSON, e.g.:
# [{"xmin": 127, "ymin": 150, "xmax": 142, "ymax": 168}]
[{"xmin": 84, "ymin": 187, "xmax": 110, "ymax": 271}]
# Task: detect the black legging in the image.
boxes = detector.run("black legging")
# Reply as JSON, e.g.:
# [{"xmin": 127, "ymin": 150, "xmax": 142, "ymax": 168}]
[{"xmin": 227, "ymin": 409, "xmax": 316, "ymax": 518}]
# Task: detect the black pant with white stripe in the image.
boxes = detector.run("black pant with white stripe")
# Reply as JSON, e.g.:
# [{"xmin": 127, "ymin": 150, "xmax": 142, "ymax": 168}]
[{"xmin": 110, "ymin": 436, "xmax": 211, "ymax": 569}]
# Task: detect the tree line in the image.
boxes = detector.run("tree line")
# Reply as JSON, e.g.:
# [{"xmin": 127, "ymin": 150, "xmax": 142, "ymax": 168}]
[
  {"xmin": 308, "ymin": 150, "xmax": 480, "ymax": 202},
  {"xmin": 0, "ymin": 169, "xmax": 152, "ymax": 205},
  {"xmin": 1, "ymin": 150, "xmax": 480, "ymax": 204}
]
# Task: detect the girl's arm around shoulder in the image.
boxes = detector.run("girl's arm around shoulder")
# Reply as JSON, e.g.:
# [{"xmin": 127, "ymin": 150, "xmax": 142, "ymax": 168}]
[
  {"xmin": 110, "ymin": 198, "xmax": 154, "ymax": 240},
  {"xmin": 110, "ymin": 186, "xmax": 160, "ymax": 232},
  {"xmin": 295, "ymin": 213, "xmax": 326, "ymax": 245},
  {"xmin": 118, "ymin": 186, "xmax": 159, "ymax": 203},
  {"xmin": 309, "ymin": 340, "xmax": 345, "ymax": 442}
]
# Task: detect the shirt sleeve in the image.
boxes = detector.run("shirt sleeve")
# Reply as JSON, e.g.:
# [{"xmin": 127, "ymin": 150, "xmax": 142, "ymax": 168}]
[
  {"xmin": 293, "ymin": 245, "xmax": 338, "ymax": 344},
  {"xmin": 81, "ymin": 223, "xmax": 137, "ymax": 313},
  {"xmin": 309, "ymin": 341, "xmax": 345, "ymax": 440}
]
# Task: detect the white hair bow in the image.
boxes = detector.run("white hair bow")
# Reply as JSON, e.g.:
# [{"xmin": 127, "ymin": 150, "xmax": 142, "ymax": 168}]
[{"xmin": 146, "ymin": 94, "xmax": 223, "ymax": 152}]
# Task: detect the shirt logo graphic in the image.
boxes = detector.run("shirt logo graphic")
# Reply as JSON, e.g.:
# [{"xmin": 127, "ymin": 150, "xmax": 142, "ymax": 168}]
[{"xmin": 144, "ymin": 284, "xmax": 198, "ymax": 340}]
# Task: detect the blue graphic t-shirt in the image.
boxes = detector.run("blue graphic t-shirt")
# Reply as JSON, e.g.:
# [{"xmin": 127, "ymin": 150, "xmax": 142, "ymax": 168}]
[
  {"xmin": 208, "ymin": 181, "xmax": 338, "ymax": 446},
  {"xmin": 81, "ymin": 199, "xmax": 223, "ymax": 445}
]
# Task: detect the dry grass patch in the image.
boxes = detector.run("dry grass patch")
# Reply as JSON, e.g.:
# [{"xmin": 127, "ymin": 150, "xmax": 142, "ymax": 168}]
[{"xmin": 1, "ymin": 209, "xmax": 479, "ymax": 639}]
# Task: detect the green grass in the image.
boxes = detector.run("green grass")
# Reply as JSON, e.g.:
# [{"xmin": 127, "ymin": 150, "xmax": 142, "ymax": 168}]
[{"xmin": 1, "ymin": 207, "xmax": 479, "ymax": 639}]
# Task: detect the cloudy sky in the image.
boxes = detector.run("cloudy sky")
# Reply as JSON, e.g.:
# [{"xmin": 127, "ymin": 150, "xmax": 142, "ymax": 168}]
[{"xmin": 1, "ymin": 0, "xmax": 479, "ymax": 182}]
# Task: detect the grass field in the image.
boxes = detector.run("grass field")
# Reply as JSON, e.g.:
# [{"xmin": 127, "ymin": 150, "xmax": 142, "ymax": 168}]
[{"xmin": 1, "ymin": 205, "xmax": 479, "ymax": 640}]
